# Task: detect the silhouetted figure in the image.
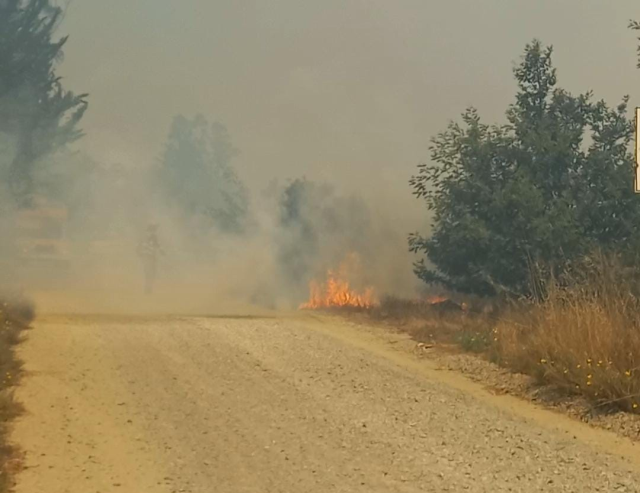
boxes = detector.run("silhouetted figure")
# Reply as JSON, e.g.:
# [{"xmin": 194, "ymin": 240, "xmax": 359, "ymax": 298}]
[{"xmin": 137, "ymin": 224, "xmax": 164, "ymax": 294}]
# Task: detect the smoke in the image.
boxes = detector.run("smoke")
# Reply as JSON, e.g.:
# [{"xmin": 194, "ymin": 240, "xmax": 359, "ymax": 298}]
[
  {"xmin": 1, "ymin": 1, "xmax": 446, "ymax": 314},
  {"xmin": 274, "ymin": 178, "xmax": 419, "ymax": 303},
  {"xmin": 4, "ymin": 135, "xmax": 420, "ymax": 316}
]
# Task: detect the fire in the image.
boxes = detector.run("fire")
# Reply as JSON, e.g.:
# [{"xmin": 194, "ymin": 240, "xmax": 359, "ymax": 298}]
[
  {"xmin": 300, "ymin": 254, "xmax": 377, "ymax": 310},
  {"xmin": 300, "ymin": 278, "xmax": 376, "ymax": 309},
  {"xmin": 426, "ymin": 295, "xmax": 449, "ymax": 305}
]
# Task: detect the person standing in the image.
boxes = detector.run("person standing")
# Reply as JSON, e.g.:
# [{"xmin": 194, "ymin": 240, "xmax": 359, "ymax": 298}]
[{"xmin": 137, "ymin": 224, "xmax": 164, "ymax": 294}]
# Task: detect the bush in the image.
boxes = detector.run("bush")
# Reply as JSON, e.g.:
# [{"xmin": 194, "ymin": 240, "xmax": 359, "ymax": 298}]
[{"xmin": 0, "ymin": 294, "xmax": 33, "ymax": 492}]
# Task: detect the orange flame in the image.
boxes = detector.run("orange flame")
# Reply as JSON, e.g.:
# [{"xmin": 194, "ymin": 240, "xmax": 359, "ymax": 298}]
[
  {"xmin": 426, "ymin": 295, "xmax": 449, "ymax": 304},
  {"xmin": 300, "ymin": 254, "xmax": 377, "ymax": 310}
]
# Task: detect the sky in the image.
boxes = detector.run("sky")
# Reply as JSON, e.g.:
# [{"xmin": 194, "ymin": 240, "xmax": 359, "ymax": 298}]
[{"xmin": 58, "ymin": 0, "xmax": 640, "ymax": 226}]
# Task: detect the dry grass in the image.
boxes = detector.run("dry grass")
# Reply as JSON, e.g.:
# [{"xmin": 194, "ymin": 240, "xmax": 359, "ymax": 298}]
[
  {"xmin": 363, "ymin": 254, "xmax": 640, "ymax": 415},
  {"xmin": 494, "ymin": 255, "xmax": 640, "ymax": 413},
  {"xmin": 369, "ymin": 295, "xmax": 498, "ymax": 352},
  {"xmin": 0, "ymin": 294, "xmax": 32, "ymax": 492}
]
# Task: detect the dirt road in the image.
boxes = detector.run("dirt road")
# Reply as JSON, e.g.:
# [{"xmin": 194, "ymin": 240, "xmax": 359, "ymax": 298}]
[{"xmin": 12, "ymin": 313, "xmax": 640, "ymax": 492}]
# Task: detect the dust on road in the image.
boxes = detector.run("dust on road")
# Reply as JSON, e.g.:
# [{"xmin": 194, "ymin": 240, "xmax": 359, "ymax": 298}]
[{"xmin": 12, "ymin": 313, "xmax": 640, "ymax": 492}]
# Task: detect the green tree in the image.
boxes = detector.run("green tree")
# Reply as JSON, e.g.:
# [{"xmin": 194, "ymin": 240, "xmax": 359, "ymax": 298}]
[
  {"xmin": 409, "ymin": 40, "xmax": 637, "ymax": 297},
  {"xmin": 630, "ymin": 20, "xmax": 640, "ymax": 68},
  {"xmin": 157, "ymin": 114, "xmax": 249, "ymax": 234},
  {"xmin": 0, "ymin": 0, "xmax": 88, "ymax": 201}
]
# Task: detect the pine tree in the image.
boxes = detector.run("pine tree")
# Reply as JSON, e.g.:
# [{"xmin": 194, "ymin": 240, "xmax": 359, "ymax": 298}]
[
  {"xmin": 630, "ymin": 20, "xmax": 640, "ymax": 68},
  {"xmin": 0, "ymin": 0, "xmax": 87, "ymax": 202}
]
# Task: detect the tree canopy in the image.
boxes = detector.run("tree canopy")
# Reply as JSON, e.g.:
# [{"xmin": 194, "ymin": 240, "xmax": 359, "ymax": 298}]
[
  {"xmin": 409, "ymin": 40, "xmax": 637, "ymax": 297},
  {"xmin": 157, "ymin": 114, "xmax": 249, "ymax": 234},
  {"xmin": 0, "ymin": 0, "xmax": 88, "ymax": 202},
  {"xmin": 630, "ymin": 20, "xmax": 640, "ymax": 68}
]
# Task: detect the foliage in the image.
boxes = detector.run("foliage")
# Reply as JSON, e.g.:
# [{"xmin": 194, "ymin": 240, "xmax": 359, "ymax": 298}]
[
  {"xmin": 409, "ymin": 40, "xmax": 637, "ymax": 296},
  {"xmin": 630, "ymin": 20, "xmax": 640, "ymax": 68},
  {"xmin": 157, "ymin": 114, "xmax": 249, "ymax": 234},
  {"xmin": 0, "ymin": 294, "xmax": 32, "ymax": 492},
  {"xmin": 0, "ymin": 0, "xmax": 88, "ymax": 202}
]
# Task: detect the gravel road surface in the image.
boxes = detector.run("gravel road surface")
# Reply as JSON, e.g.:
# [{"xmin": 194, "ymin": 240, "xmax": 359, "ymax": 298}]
[{"xmin": 12, "ymin": 313, "xmax": 640, "ymax": 492}]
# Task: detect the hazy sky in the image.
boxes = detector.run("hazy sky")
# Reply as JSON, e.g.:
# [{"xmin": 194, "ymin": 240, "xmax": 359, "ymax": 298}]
[{"xmin": 58, "ymin": 0, "xmax": 640, "ymax": 222}]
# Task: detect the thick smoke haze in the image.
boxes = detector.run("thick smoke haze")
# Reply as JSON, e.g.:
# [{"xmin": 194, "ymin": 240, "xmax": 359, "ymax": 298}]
[
  {"xmin": 9, "ymin": 0, "xmax": 640, "ymax": 313},
  {"xmin": 58, "ymin": 1, "xmax": 640, "ymax": 202}
]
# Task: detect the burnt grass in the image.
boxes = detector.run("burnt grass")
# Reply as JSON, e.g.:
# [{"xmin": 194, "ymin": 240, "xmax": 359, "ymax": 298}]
[{"xmin": 0, "ymin": 295, "xmax": 33, "ymax": 492}]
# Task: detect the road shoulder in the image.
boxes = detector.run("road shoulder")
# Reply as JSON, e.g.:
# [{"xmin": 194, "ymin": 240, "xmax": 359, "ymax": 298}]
[{"xmin": 300, "ymin": 313, "xmax": 640, "ymax": 470}]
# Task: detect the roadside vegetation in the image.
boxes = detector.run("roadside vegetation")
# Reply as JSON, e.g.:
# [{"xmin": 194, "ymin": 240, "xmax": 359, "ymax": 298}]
[
  {"xmin": 409, "ymin": 39, "xmax": 637, "ymax": 298},
  {"xmin": 369, "ymin": 30, "xmax": 640, "ymax": 418},
  {"xmin": 366, "ymin": 255, "xmax": 640, "ymax": 416},
  {"xmin": 0, "ymin": 2, "xmax": 82, "ymax": 489},
  {"xmin": 493, "ymin": 254, "xmax": 640, "ymax": 414},
  {"xmin": 0, "ymin": 295, "xmax": 33, "ymax": 492}
]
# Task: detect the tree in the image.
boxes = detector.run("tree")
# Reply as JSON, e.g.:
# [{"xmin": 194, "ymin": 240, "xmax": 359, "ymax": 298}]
[
  {"xmin": 409, "ymin": 40, "xmax": 637, "ymax": 297},
  {"xmin": 157, "ymin": 114, "xmax": 249, "ymax": 234},
  {"xmin": 0, "ymin": 0, "xmax": 88, "ymax": 202},
  {"xmin": 630, "ymin": 20, "xmax": 640, "ymax": 68}
]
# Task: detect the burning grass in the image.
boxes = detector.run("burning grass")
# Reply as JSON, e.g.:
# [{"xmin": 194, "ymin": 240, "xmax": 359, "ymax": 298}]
[
  {"xmin": 0, "ymin": 293, "xmax": 33, "ymax": 492},
  {"xmin": 299, "ymin": 253, "xmax": 377, "ymax": 310}
]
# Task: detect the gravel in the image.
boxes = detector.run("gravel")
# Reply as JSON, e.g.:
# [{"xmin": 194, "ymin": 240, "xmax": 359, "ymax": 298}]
[{"xmin": 13, "ymin": 314, "xmax": 640, "ymax": 492}]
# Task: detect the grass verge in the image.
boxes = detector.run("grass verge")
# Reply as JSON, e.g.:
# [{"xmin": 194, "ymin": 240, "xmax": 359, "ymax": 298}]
[
  {"xmin": 366, "ymin": 295, "xmax": 497, "ymax": 353},
  {"xmin": 493, "ymin": 256, "xmax": 640, "ymax": 414},
  {"xmin": 351, "ymin": 256, "xmax": 640, "ymax": 418},
  {"xmin": 0, "ymin": 294, "xmax": 33, "ymax": 492}
]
